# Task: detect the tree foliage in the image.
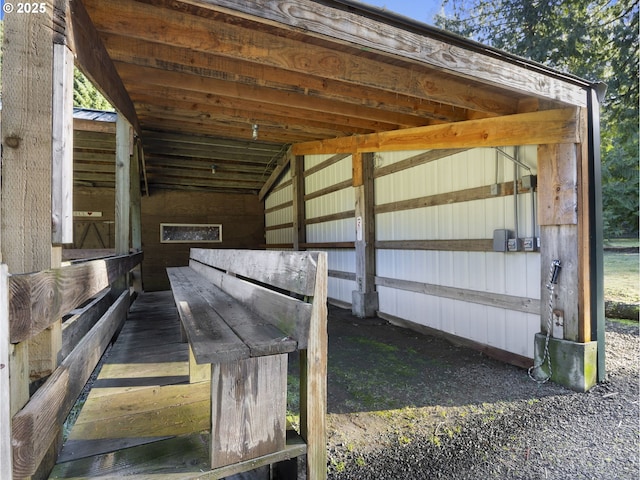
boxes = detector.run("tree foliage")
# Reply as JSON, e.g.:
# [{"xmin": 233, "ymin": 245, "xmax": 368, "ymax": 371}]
[
  {"xmin": 73, "ymin": 68, "xmax": 113, "ymax": 111},
  {"xmin": 436, "ymin": 0, "xmax": 639, "ymax": 237}
]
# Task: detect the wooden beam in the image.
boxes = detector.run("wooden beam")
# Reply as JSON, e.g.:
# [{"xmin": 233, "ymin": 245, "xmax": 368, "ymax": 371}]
[
  {"xmin": 293, "ymin": 108, "xmax": 581, "ymax": 155},
  {"xmin": 68, "ymin": 0, "xmax": 141, "ymax": 134},
  {"xmin": 259, "ymin": 148, "xmax": 292, "ymax": 202},
  {"xmin": 206, "ymin": 0, "xmax": 587, "ymax": 106},
  {"xmin": 1, "ymin": 0, "xmax": 56, "ymax": 414},
  {"xmin": 375, "ymin": 276, "xmax": 540, "ymax": 315}
]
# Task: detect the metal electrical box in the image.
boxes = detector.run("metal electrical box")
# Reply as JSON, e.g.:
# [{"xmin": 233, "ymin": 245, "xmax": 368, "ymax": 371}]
[{"xmin": 493, "ymin": 229, "xmax": 511, "ymax": 252}]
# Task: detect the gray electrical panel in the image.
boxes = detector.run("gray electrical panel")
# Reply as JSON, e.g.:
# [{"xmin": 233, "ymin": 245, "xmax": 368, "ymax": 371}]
[{"xmin": 493, "ymin": 229, "xmax": 511, "ymax": 252}]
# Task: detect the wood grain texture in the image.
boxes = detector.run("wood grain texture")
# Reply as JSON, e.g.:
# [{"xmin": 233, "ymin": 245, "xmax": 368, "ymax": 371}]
[
  {"xmin": 68, "ymin": 0, "xmax": 141, "ymax": 133},
  {"xmin": 188, "ymin": 260, "xmax": 313, "ymax": 348},
  {"xmin": 0, "ymin": 265, "xmax": 11, "ymax": 478},
  {"xmin": 11, "ymin": 367, "xmax": 70, "ymax": 478},
  {"xmin": 539, "ymin": 226, "xmax": 580, "ymax": 341},
  {"xmin": 9, "ymin": 252, "xmax": 142, "ymax": 343},
  {"xmin": 11, "ymin": 290, "xmax": 129, "ymax": 477},
  {"xmin": 537, "ymin": 144, "xmax": 578, "ymax": 226},
  {"xmin": 300, "ymin": 251, "xmax": 328, "ymax": 480},
  {"xmin": 115, "ymin": 116, "xmax": 132, "ymax": 257},
  {"xmin": 167, "ymin": 267, "xmax": 250, "ymax": 364},
  {"xmin": 51, "ymin": 44, "xmax": 75, "ymax": 245},
  {"xmin": 375, "ymin": 276, "xmax": 540, "ymax": 315},
  {"xmin": 205, "ymin": 0, "xmax": 586, "ymax": 106},
  {"xmin": 190, "ymin": 248, "xmax": 319, "ymax": 297},
  {"xmin": 210, "ymin": 354, "xmax": 287, "ymax": 469},
  {"xmin": 293, "ymin": 108, "xmax": 580, "ymax": 155},
  {"xmin": 61, "ymin": 288, "xmax": 112, "ymax": 360}
]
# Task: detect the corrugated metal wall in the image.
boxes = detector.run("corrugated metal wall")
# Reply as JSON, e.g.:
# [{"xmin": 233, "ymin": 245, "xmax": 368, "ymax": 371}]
[{"xmin": 265, "ymin": 147, "xmax": 541, "ymax": 359}]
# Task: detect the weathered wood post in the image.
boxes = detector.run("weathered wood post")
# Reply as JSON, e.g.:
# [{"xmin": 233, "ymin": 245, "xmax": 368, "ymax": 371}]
[
  {"xmin": 1, "ymin": 0, "xmax": 72, "ymax": 413},
  {"xmin": 352, "ymin": 152, "xmax": 378, "ymax": 317},
  {"xmin": 292, "ymin": 154, "xmax": 307, "ymax": 250},
  {"xmin": 535, "ymin": 105, "xmax": 600, "ymax": 391}
]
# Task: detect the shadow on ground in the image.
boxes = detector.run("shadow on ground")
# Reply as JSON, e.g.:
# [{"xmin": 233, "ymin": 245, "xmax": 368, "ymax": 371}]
[{"xmin": 317, "ymin": 305, "xmax": 568, "ymax": 415}]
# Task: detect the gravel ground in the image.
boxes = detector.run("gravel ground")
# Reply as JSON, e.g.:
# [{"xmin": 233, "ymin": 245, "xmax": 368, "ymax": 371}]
[{"xmin": 325, "ymin": 314, "xmax": 639, "ymax": 480}]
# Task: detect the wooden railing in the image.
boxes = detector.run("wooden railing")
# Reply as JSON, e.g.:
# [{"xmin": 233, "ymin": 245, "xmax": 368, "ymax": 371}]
[{"xmin": 0, "ymin": 252, "xmax": 142, "ymax": 479}]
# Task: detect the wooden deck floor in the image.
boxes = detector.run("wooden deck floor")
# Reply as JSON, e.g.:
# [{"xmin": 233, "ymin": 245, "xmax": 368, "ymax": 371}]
[{"xmin": 50, "ymin": 291, "xmax": 215, "ymax": 479}]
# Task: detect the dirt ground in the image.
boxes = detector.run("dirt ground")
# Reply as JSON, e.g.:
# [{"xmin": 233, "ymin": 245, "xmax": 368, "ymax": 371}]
[{"xmin": 307, "ymin": 305, "xmax": 639, "ymax": 479}]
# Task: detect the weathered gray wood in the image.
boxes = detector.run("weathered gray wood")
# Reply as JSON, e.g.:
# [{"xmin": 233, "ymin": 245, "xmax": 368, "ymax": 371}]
[
  {"xmin": 9, "ymin": 252, "xmax": 142, "ymax": 343},
  {"xmin": 188, "ymin": 260, "xmax": 313, "ymax": 348},
  {"xmin": 11, "ymin": 290, "xmax": 129, "ymax": 478},
  {"xmin": 292, "ymin": 155, "xmax": 306, "ymax": 251},
  {"xmin": 540, "ymin": 226, "xmax": 580, "ymax": 341},
  {"xmin": 190, "ymin": 248, "xmax": 318, "ymax": 297},
  {"xmin": 375, "ymin": 276, "xmax": 541, "ymax": 315},
  {"xmin": 116, "ymin": 115, "xmax": 131, "ymax": 258},
  {"xmin": 50, "ymin": 430, "xmax": 307, "ymax": 479},
  {"xmin": 12, "ymin": 367, "xmax": 70, "ymax": 478},
  {"xmin": 167, "ymin": 267, "xmax": 249, "ymax": 364},
  {"xmin": 210, "ymin": 354, "xmax": 287, "ymax": 469},
  {"xmin": 352, "ymin": 152, "xmax": 377, "ymax": 318},
  {"xmin": 300, "ymin": 251, "xmax": 328, "ymax": 480},
  {"xmin": 51, "ymin": 44, "xmax": 75, "ymax": 245},
  {"xmin": 0, "ymin": 265, "xmax": 11, "ymax": 479},
  {"xmin": 61, "ymin": 288, "xmax": 112, "ymax": 360},
  {"xmin": 168, "ymin": 266, "xmax": 297, "ymax": 361}
]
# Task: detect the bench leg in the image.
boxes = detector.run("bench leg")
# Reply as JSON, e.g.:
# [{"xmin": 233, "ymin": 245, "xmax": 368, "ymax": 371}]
[
  {"xmin": 188, "ymin": 345, "xmax": 210, "ymax": 383},
  {"xmin": 210, "ymin": 355, "xmax": 287, "ymax": 469}
]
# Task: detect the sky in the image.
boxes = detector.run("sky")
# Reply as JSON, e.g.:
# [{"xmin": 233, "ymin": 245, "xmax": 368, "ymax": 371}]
[{"xmin": 357, "ymin": 0, "xmax": 443, "ymax": 25}]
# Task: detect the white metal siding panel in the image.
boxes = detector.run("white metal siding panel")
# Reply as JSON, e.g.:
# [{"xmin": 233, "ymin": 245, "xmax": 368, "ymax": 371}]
[{"xmin": 375, "ymin": 147, "xmax": 540, "ymax": 359}]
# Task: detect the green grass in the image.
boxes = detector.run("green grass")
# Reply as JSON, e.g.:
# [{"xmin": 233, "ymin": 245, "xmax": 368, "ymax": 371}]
[{"xmin": 603, "ymin": 251, "xmax": 639, "ymax": 303}]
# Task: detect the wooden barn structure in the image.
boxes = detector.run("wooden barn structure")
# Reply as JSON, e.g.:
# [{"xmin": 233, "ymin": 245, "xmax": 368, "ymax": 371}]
[{"xmin": 1, "ymin": 0, "xmax": 605, "ymax": 478}]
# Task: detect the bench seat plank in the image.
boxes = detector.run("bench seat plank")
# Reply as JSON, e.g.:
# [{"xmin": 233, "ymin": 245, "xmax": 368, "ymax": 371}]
[
  {"xmin": 167, "ymin": 267, "xmax": 249, "ymax": 364},
  {"xmin": 167, "ymin": 266, "xmax": 296, "ymax": 362}
]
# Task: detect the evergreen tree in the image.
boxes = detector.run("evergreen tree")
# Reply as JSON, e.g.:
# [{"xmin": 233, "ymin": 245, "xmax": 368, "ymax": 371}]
[
  {"xmin": 73, "ymin": 68, "xmax": 113, "ymax": 111},
  {"xmin": 436, "ymin": 0, "xmax": 639, "ymax": 237}
]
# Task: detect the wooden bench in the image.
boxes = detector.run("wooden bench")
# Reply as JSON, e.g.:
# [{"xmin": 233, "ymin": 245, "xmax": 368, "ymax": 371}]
[{"xmin": 167, "ymin": 248, "xmax": 327, "ymax": 479}]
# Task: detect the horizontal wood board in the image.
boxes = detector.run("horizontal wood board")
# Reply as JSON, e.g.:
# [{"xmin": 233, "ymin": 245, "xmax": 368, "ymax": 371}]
[
  {"xmin": 9, "ymin": 252, "xmax": 142, "ymax": 343},
  {"xmin": 190, "ymin": 248, "xmax": 318, "ymax": 297},
  {"xmin": 188, "ymin": 260, "xmax": 313, "ymax": 349},
  {"xmin": 167, "ymin": 266, "xmax": 297, "ymax": 362}
]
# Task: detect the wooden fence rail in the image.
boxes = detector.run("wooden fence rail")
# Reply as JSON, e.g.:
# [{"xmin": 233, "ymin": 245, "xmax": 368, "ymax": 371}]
[
  {"xmin": 9, "ymin": 252, "xmax": 142, "ymax": 344},
  {"xmin": 1, "ymin": 252, "xmax": 142, "ymax": 478}
]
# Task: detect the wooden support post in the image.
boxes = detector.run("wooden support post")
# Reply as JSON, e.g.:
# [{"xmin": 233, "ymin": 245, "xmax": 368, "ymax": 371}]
[
  {"xmin": 51, "ymin": 43, "xmax": 75, "ymax": 246},
  {"xmin": 537, "ymin": 144, "xmax": 580, "ymax": 341},
  {"xmin": 115, "ymin": 115, "xmax": 132, "ymax": 292},
  {"xmin": 292, "ymin": 154, "xmax": 306, "ymax": 251},
  {"xmin": 0, "ymin": 265, "xmax": 11, "ymax": 478},
  {"xmin": 1, "ymin": 0, "xmax": 62, "ymax": 411},
  {"xmin": 299, "ymin": 252, "xmax": 328, "ymax": 480},
  {"xmin": 131, "ymin": 139, "xmax": 143, "ymax": 293},
  {"xmin": 352, "ymin": 152, "xmax": 378, "ymax": 317}
]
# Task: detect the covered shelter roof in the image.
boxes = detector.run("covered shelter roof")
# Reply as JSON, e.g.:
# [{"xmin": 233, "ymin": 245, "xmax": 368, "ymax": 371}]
[{"xmin": 70, "ymin": 0, "xmax": 595, "ymax": 195}]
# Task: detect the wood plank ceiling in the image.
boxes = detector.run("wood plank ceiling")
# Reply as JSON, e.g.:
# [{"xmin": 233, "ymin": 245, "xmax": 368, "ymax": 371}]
[{"xmin": 76, "ymin": 0, "xmax": 581, "ymax": 194}]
